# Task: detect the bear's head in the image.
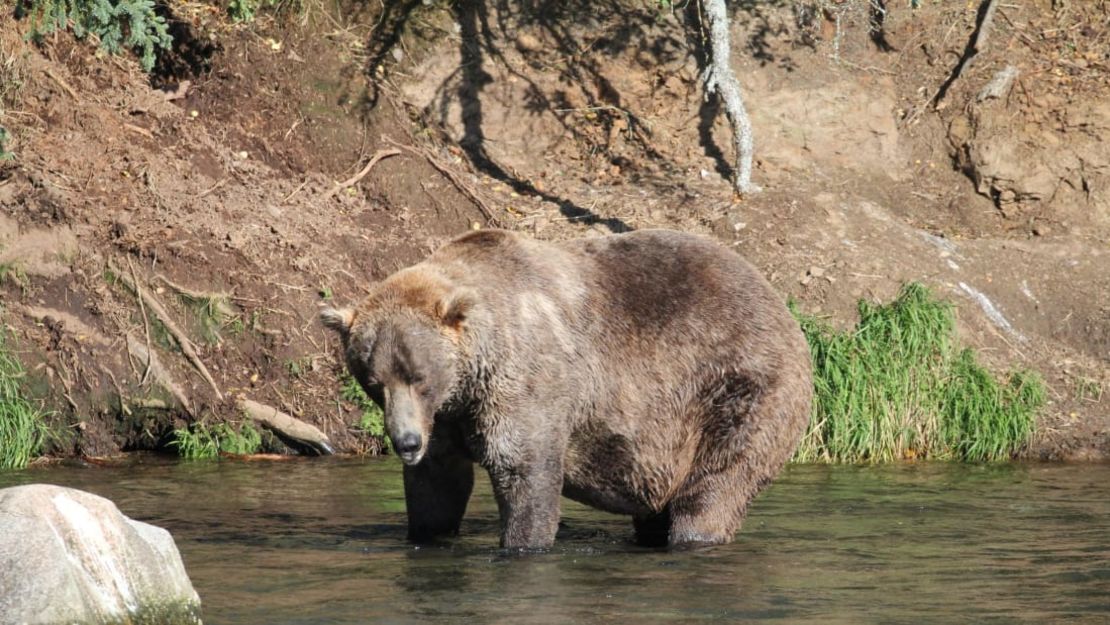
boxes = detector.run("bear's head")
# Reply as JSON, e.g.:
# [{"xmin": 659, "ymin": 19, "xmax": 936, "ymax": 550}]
[{"xmin": 320, "ymin": 269, "xmax": 473, "ymax": 465}]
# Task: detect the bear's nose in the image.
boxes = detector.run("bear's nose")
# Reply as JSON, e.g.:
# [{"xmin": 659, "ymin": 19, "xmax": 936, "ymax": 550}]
[{"xmin": 394, "ymin": 432, "xmax": 422, "ymax": 454}]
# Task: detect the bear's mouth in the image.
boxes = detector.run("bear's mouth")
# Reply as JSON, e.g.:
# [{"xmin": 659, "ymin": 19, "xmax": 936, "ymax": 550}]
[{"xmin": 399, "ymin": 448, "xmax": 425, "ymax": 465}]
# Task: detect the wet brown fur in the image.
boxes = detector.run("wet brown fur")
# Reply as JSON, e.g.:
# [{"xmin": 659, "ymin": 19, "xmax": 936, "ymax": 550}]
[{"xmin": 325, "ymin": 229, "xmax": 812, "ymax": 549}]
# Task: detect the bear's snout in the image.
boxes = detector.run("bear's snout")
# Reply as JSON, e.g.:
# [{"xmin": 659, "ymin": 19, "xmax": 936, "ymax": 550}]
[
  {"xmin": 384, "ymin": 385, "xmax": 429, "ymax": 465},
  {"xmin": 394, "ymin": 431, "xmax": 424, "ymax": 465}
]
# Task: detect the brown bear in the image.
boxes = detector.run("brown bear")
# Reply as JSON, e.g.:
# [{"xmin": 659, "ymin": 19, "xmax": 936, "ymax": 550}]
[{"xmin": 321, "ymin": 228, "xmax": 812, "ymax": 549}]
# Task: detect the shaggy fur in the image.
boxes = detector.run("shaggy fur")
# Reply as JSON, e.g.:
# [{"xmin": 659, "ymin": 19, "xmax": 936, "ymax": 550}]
[{"xmin": 322, "ymin": 229, "xmax": 812, "ymax": 549}]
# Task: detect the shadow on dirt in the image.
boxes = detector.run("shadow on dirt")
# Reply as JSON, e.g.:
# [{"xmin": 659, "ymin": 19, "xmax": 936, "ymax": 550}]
[
  {"xmin": 359, "ymin": 0, "xmax": 739, "ymax": 233},
  {"xmin": 150, "ymin": 4, "xmax": 220, "ymax": 89},
  {"xmin": 452, "ymin": 0, "xmax": 636, "ymax": 232},
  {"xmin": 358, "ymin": 0, "xmax": 902, "ymax": 231}
]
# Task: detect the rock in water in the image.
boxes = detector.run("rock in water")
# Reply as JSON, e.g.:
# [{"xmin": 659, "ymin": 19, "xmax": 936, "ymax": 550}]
[{"xmin": 0, "ymin": 484, "xmax": 202, "ymax": 625}]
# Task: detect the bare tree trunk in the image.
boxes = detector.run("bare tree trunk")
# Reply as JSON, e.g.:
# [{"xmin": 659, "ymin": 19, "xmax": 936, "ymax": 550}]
[{"xmin": 700, "ymin": 0, "xmax": 758, "ymax": 195}]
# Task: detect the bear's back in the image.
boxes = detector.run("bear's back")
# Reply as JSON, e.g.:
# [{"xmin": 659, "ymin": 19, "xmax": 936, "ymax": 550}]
[
  {"xmin": 432, "ymin": 228, "xmax": 801, "ymax": 369},
  {"xmin": 564, "ymin": 230, "xmax": 788, "ymax": 341}
]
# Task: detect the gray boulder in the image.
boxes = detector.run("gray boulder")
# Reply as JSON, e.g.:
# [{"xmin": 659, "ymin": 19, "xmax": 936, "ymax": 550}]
[{"xmin": 0, "ymin": 484, "xmax": 202, "ymax": 625}]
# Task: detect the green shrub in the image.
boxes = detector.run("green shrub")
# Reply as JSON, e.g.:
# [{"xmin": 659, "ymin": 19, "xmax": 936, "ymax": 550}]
[
  {"xmin": 22, "ymin": 0, "xmax": 172, "ymax": 72},
  {"xmin": 171, "ymin": 421, "xmax": 263, "ymax": 459},
  {"xmin": 0, "ymin": 336, "xmax": 50, "ymax": 470},
  {"xmin": 228, "ymin": 0, "xmax": 275, "ymax": 22},
  {"xmin": 340, "ymin": 373, "xmax": 390, "ymax": 452},
  {"xmin": 793, "ymin": 283, "xmax": 1044, "ymax": 463}
]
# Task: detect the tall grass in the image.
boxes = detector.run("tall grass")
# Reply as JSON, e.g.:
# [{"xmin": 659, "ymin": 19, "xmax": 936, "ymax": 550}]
[
  {"xmin": 793, "ymin": 283, "xmax": 1044, "ymax": 463},
  {"xmin": 171, "ymin": 421, "xmax": 263, "ymax": 459},
  {"xmin": 0, "ymin": 337, "xmax": 49, "ymax": 470}
]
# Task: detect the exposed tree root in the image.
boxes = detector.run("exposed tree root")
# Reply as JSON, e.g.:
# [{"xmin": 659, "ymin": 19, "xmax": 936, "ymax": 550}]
[
  {"xmin": 154, "ymin": 275, "xmax": 237, "ymax": 319},
  {"xmin": 321, "ymin": 148, "xmax": 402, "ymax": 201},
  {"xmin": 383, "ymin": 137, "xmax": 504, "ymax": 227},
  {"xmin": 237, "ymin": 398, "xmax": 335, "ymax": 456},
  {"xmin": 933, "ymin": 0, "xmax": 1000, "ymax": 110},
  {"xmin": 125, "ymin": 334, "xmax": 193, "ymax": 414},
  {"xmin": 112, "ymin": 261, "xmax": 224, "ymax": 401}
]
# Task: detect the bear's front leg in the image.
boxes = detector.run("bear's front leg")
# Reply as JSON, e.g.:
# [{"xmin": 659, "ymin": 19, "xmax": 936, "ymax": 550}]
[
  {"xmin": 403, "ymin": 451, "xmax": 474, "ymax": 542},
  {"xmin": 488, "ymin": 454, "xmax": 563, "ymax": 550}
]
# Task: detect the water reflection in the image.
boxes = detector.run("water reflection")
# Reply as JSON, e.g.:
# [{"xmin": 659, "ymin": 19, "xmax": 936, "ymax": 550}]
[{"xmin": 2, "ymin": 459, "xmax": 1107, "ymax": 624}]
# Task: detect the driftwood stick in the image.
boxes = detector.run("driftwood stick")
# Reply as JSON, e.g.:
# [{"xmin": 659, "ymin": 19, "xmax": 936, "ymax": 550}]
[
  {"xmin": 383, "ymin": 137, "xmax": 503, "ymax": 227},
  {"xmin": 321, "ymin": 148, "xmax": 401, "ymax": 201},
  {"xmin": 113, "ymin": 261, "xmax": 224, "ymax": 400},
  {"xmin": 237, "ymin": 398, "xmax": 335, "ymax": 456}
]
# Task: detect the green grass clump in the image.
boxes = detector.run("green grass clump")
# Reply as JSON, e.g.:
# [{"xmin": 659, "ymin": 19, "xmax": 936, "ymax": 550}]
[
  {"xmin": 793, "ymin": 283, "xmax": 1044, "ymax": 463},
  {"xmin": 340, "ymin": 374, "xmax": 390, "ymax": 453},
  {"xmin": 228, "ymin": 0, "xmax": 277, "ymax": 22},
  {"xmin": 0, "ymin": 127, "xmax": 13, "ymax": 161},
  {"xmin": 178, "ymin": 293, "xmax": 237, "ymax": 345},
  {"xmin": 0, "ymin": 262, "xmax": 28, "ymax": 288},
  {"xmin": 22, "ymin": 0, "xmax": 172, "ymax": 71},
  {"xmin": 0, "ymin": 337, "xmax": 50, "ymax": 470},
  {"xmin": 171, "ymin": 421, "xmax": 262, "ymax": 459}
]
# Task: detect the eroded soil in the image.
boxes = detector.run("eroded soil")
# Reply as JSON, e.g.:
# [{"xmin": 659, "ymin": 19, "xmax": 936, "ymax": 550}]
[{"xmin": 0, "ymin": 0, "xmax": 1106, "ymax": 460}]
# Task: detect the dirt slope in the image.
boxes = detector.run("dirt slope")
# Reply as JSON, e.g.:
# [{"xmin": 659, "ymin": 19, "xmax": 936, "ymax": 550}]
[{"xmin": 0, "ymin": 0, "xmax": 1106, "ymax": 460}]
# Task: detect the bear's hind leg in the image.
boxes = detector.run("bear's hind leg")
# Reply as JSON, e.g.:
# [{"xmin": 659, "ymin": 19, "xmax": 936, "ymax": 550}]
[
  {"xmin": 667, "ymin": 383, "xmax": 809, "ymax": 548},
  {"xmin": 666, "ymin": 465, "xmax": 761, "ymax": 547},
  {"xmin": 403, "ymin": 452, "xmax": 474, "ymax": 542}
]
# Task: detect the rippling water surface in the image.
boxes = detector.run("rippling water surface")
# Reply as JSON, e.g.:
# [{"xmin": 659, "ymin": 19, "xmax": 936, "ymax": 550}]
[{"xmin": 3, "ymin": 458, "xmax": 1108, "ymax": 624}]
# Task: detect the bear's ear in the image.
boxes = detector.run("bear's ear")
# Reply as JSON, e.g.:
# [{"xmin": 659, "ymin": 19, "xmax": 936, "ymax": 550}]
[
  {"xmin": 434, "ymin": 290, "xmax": 474, "ymax": 330},
  {"xmin": 319, "ymin": 307, "xmax": 355, "ymax": 335}
]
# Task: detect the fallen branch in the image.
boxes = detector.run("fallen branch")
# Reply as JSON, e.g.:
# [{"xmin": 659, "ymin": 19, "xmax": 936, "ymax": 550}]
[
  {"xmin": 383, "ymin": 137, "xmax": 503, "ymax": 227},
  {"xmin": 45, "ymin": 69, "xmax": 79, "ymax": 100},
  {"xmin": 237, "ymin": 398, "xmax": 335, "ymax": 456},
  {"xmin": 112, "ymin": 261, "xmax": 224, "ymax": 400},
  {"xmin": 321, "ymin": 148, "xmax": 401, "ymax": 201}
]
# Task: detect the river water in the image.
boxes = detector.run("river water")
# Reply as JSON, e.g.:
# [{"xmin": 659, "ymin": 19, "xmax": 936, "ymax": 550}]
[{"xmin": 2, "ymin": 458, "xmax": 1108, "ymax": 624}]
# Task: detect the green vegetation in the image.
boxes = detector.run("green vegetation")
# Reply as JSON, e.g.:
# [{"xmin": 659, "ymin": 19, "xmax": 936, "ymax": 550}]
[
  {"xmin": 0, "ymin": 262, "xmax": 28, "ymax": 288},
  {"xmin": 228, "ymin": 0, "xmax": 277, "ymax": 22},
  {"xmin": 1074, "ymin": 376, "xmax": 1103, "ymax": 403},
  {"xmin": 341, "ymin": 373, "xmax": 389, "ymax": 452},
  {"xmin": 178, "ymin": 292, "xmax": 237, "ymax": 345},
  {"xmin": 0, "ymin": 127, "xmax": 12, "ymax": 161},
  {"xmin": 1, "ymin": 44, "xmax": 24, "ymax": 162},
  {"xmin": 22, "ymin": 0, "xmax": 172, "ymax": 71},
  {"xmin": 285, "ymin": 356, "xmax": 313, "ymax": 378},
  {"xmin": 0, "ymin": 336, "xmax": 50, "ymax": 470},
  {"xmin": 793, "ymin": 283, "xmax": 1044, "ymax": 463},
  {"xmin": 171, "ymin": 420, "xmax": 263, "ymax": 459}
]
